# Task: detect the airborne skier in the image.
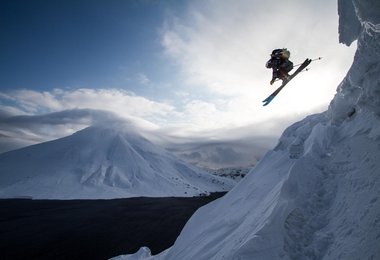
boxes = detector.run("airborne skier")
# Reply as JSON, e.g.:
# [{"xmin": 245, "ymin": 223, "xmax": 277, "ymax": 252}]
[
  {"xmin": 263, "ymin": 49, "xmax": 321, "ymax": 106},
  {"xmin": 266, "ymin": 48, "xmax": 294, "ymax": 85},
  {"xmin": 263, "ymin": 55, "xmax": 314, "ymax": 106}
]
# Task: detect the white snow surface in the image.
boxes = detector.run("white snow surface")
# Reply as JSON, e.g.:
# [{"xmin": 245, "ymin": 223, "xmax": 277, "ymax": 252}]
[
  {"xmin": 116, "ymin": 0, "xmax": 380, "ymax": 259},
  {"xmin": 0, "ymin": 122, "xmax": 234, "ymax": 199}
]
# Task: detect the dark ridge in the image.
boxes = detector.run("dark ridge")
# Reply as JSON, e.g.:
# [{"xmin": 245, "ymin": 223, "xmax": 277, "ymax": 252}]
[{"xmin": 0, "ymin": 192, "xmax": 226, "ymax": 260}]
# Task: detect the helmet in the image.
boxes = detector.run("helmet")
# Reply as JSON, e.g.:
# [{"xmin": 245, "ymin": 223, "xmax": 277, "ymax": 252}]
[{"xmin": 271, "ymin": 49, "xmax": 283, "ymax": 57}]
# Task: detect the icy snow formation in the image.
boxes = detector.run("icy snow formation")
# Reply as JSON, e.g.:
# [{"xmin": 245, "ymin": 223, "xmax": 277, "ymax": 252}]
[
  {"xmin": 0, "ymin": 122, "xmax": 234, "ymax": 199},
  {"xmin": 116, "ymin": 0, "xmax": 380, "ymax": 259}
]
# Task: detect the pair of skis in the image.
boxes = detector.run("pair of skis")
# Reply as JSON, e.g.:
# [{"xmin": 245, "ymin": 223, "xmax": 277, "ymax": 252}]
[{"xmin": 262, "ymin": 58, "xmax": 319, "ymax": 106}]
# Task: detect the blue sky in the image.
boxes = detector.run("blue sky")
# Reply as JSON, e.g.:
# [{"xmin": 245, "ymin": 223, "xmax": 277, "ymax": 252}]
[
  {"xmin": 0, "ymin": 0, "xmax": 183, "ymax": 97},
  {"xmin": 0, "ymin": 0, "xmax": 356, "ymax": 153}
]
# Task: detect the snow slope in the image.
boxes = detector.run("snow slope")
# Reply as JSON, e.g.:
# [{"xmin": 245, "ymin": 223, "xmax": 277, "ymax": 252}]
[
  {"xmin": 0, "ymin": 121, "xmax": 234, "ymax": 199},
  {"xmin": 116, "ymin": 0, "xmax": 380, "ymax": 259}
]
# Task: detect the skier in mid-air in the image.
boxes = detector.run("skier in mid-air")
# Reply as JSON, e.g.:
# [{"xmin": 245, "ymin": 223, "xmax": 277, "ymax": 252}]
[
  {"xmin": 262, "ymin": 49, "xmax": 319, "ymax": 106},
  {"xmin": 266, "ymin": 48, "xmax": 294, "ymax": 85}
]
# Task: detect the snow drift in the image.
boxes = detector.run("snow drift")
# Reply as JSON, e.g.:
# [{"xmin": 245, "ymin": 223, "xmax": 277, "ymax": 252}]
[
  {"xmin": 117, "ymin": 0, "xmax": 380, "ymax": 259},
  {"xmin": 0, "ymin": 121, "xmax": 234, "ymax": 199}
]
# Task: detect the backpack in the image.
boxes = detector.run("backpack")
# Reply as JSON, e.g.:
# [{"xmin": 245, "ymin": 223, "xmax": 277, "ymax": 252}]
[
  {"xmin": 281, "ymin": 49, "xmax": 290, "ymax": 59},
  {"xmin": 271, "ymin": 48, "xmax": 290, "ymax": 59}
]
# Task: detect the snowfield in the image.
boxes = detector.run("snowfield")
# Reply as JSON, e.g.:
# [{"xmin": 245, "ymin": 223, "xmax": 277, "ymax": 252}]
[
  {"xmin": 0, "ymin": 121, "xmax": 234, "ymax": 199},
  {"xmin": 114, "ymin": 0, "xmax": 380, "ymax": 259}
]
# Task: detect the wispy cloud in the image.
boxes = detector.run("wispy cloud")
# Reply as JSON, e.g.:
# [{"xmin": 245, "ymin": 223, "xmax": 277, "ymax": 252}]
[
  {"xmin": 0, "ymin": 107, "xmax": 163, "ymax": 153},
  {"xmin": 0, "ymin": 87, "xmax": 289, "ymax": 154},
  {"xmin": 0, "ymin": 109, "xmax": 104, "ymax": 152},
  {"xmin": 0, "ymin": 88, "xmax": 179, "ymax": 152},
  {"xmin": 0, "ymin": 88, "xmax": 177, "ymax": 120},
  {"xmin": 137, "ymin": 73, "xmax": 152, "ymax": 85}
]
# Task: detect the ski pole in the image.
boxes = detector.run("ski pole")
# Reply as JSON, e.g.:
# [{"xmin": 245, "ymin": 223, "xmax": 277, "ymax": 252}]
[{"xmin": 293, "ymin": 57, "xmax": 323, "ymax": 67}]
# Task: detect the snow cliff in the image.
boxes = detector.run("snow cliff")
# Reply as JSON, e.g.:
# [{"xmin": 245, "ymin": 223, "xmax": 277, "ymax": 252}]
[
  {"xmin": 0, "ymin": 121, "xmax": 234, "ymax": 199},
  {"xmin": 117, "ymin": 0, "xmax": 380, "ymax": 259}
]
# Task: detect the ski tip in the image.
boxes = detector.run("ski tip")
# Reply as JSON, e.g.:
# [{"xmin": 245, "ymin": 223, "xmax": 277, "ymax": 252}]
[
  {"xmin": 262, "ymin": 96, "xmax": 274, "ymax": 106},
  {"xmin": 262, "ymin": 96, "xmax": 271, "ymax": 103}
]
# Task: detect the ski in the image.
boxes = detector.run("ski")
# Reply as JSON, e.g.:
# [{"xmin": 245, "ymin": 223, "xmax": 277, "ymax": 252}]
[{"xmin": 262, "ymin": 58, "xmax": 312, "ymax": 106}]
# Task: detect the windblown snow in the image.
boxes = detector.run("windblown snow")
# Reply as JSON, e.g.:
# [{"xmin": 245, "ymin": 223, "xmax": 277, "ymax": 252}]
[
  {"xmin": 0, "ymin": 121, "xmax": 234, "ymax": 199},
  {"xmin": 115, "ymin": 0, "xmax": 380, "ymax": 259}
]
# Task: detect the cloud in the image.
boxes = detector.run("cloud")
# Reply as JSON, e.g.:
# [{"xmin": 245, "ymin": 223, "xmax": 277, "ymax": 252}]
[
  {"xmin": 2, "ymin": 108, "xmax": 116, "ymax": 126},
  {"xmin": 160, "ymin": 0, "xmax": 357, "ymax": 129},
  {"xmin": 163, "ymin": 132, "xmax": 277, "ymax": 169},
  {"xmin": 0, "ymin": 88, "xmax": 177, "ymax": 121},
  {"xmin": 137, "ymin": 73, "xmax": 152, "ymax": 85},
  {"xmin": 0, "ymin": 109, "xmax": 119, "ymax": 152},
  {"xmin": 0, "ymin": 88, "xmax": 179, "ymax": 153},
  {"xmin": 0, "ymin": 86, "xmax": 304, "ymax": 139}
]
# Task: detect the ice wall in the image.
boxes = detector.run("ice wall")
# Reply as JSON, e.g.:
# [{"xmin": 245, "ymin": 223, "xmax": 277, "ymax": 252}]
[
  {"xmin": 330, "ymin": 0, "xmax": 380, "ymax": 122},
  {"xmin": 338, "ymin": 0, "xmax": 361, "ymax": 46}
]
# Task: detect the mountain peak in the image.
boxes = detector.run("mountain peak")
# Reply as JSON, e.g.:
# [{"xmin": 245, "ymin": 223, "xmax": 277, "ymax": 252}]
[{"xmin": 0, "ymin": 122, "xmax": 234, "ymax": 199}]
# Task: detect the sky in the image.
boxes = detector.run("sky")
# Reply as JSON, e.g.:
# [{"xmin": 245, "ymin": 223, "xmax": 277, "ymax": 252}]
[{"xmin": 0, "ymin": 0, "xmax": 356, "ymax": 154}]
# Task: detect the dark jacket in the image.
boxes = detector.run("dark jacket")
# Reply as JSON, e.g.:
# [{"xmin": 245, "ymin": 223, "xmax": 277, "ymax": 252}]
[{"xmin": 266, "ymin": 49, "xmax": 293, "ymax": 79}]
